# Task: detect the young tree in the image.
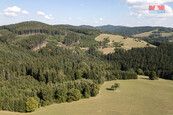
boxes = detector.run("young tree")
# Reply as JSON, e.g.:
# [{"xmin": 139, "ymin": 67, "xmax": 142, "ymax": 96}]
[
  {"xmin": 75, "ymin": 70, "xmax": 82, "ymax": 79},
  {"xmin": 67, "ymin": 89, "xmax": 82, "ymax": 102},
  {"xmin": 25, "ymin": 97, "xmax": 38, "ymax": 112},
  {"xmin": 149, "ymin": 71, "xmax": 158, "ymax": 80},
  {"xmin": 137, "ymin": 68, "xmax": 144, "ymax": 75}
]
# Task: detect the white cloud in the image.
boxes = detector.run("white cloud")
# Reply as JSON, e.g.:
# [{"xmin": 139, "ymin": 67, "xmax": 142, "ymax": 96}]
[
  {"xmin": 45, "ymin": 15, "xmax": 54, "ymax": 20},
  {"xmin": 37, "ymin": 11, "xmax": 45, "ymax": 16},
  {"xmin": 4, "ymin": 12, "xmax": 17, "ymax": 17},
  {"xmin": 22, "ymin": 10, "xmax": 29, "ymax": 15},
  {"xmin": 126, "ymin": 0, "xmax": 173, "ymax": 4},
  {"xmin": 126, "ymin": 0, "xmax": 173, "ymax": 18},
  {"xmin": 3, "ymin": 6, "xmax": 29, "ymax": 17},
  {"xmin": 4, "ymin": 6, "xmax": 21, "ymax": 13},
  {"xmin": 100, "ymin": 18, "xmax": 103, "ymax": 21},
  {"xmin": 37, "ymin": 11, "xmax": 54, "ymax": 20}
]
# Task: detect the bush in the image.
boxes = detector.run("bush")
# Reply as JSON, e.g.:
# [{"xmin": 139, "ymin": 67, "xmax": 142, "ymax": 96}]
[
  {"xmin": 107, "ymin": 82, "xmax": 120, "ymax": 91},
  {"xmin": 67, "ymin": 89, "xmax": 82, "ymax": 102},
  {"xmin": 149, "ymin": 71, "xmax": 158, "ymax": 80},
  {"xmin": 137, "ymin": 68, "xmax": 144, "ymax": 75},
  {"xmin": 25, "ymin": 97, "xmax": 38, "ymax": 112},
  {"xmin": 55, "ymin": 89, "xmax": 67, "ymax": 103}
]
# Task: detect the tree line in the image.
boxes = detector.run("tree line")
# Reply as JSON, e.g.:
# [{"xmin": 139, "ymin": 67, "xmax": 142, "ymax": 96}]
[{"xmin": 104, "ymin": 43, "xmax": 173, "ymax": 80}]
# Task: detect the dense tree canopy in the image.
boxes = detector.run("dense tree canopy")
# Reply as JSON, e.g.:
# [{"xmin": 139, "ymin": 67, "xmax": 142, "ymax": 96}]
[{"xmin": 105, "ymin": 43, "xmax": 173, "ymax": 80}]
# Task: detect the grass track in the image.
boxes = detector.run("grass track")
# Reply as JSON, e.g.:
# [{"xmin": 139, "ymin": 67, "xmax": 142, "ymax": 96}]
[{"xmin": 0, "ymin": 75, "xmax": 173, "ymax": 115}]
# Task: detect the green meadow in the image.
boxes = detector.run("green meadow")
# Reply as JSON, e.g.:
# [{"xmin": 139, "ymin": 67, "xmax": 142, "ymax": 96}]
[{"xmin": 0, "ymin": 75, "xmax": 173, "ymax": 115}]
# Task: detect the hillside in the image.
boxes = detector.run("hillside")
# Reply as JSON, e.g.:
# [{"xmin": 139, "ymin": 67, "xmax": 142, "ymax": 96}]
[
  {"xmin": 93, "ymin": 25, "xmax": 173, "ymax": 42},
  {"xmin": 95, "ymin": 25, "xmax": 159, "ymax": 36},
  {"xmin": 133, "ymin": 28, "xmax": 173, "ymax": 42},
  {"xmin": 95, "ymin": 34, "xmax": 155, "ymax": 54},
  {"xmin": 80, "ymin": 25, "xmax": 173, "ymax": 42},
  {"xmin": 1, "ymin": 75, "xmax": 173, "ymax": 115},
  {"xmin": 0, "ymin": 21, "xmax": 173, "ymax": 113},
  {"xmin": 0, "ymin": 21, "xmax": 138, "ymax": 113}
]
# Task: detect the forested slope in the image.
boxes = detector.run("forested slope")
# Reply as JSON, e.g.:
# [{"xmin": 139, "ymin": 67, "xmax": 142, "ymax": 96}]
[
  {"xmin": 105, "ymin": 43, "xmax": 173, "ymax": 80},
  {"xmin": 0, "ymin": 21, "xmax": 137, "ymax": 112},
  {"xmin": 0, "ymin": 21, "xmax": 173, "ymax": 113}
]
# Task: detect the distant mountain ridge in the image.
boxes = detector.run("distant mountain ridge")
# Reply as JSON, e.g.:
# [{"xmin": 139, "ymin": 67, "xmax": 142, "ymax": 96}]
[
  {"xmin": 79, "ymin": 24, "xmax": 173, "ymax": 42},
  {"xmin": 1, "ymin": 21, "xmax": 171, "ymax": 36},
  {"xmin": 95, "ymin": 25, "xmax": 160, "ymax": 36},
  {"xmin": 1, "ymin": 21, "xmax": 173, "ymax": 42},
  {"xmin": 79, "ymin": 24, "xmax": 171, "ymax": 36}
]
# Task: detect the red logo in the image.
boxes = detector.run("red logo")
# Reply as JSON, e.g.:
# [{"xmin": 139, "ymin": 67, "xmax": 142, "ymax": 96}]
[{"xmin": 149, "ymin": 5, "xmax": 165, "ymax": 13}]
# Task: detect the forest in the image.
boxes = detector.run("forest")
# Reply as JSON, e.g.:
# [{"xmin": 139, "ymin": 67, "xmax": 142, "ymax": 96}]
[
  {"xmin": 0, "ymin": 21, "xmax": 172, "ymax": 113},
  {"xmin": 0, "ymin": 21, "xmax": 137, "ymax": 112},
  {"xmin": 104, "ymin": 43, "xmax": 173, "ymax": 80}
]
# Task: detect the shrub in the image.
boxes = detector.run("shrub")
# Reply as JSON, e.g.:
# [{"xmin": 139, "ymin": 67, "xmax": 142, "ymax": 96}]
[
  {"xmin": 149, "ymin": 71, "xmax": 158, "ymax": 80},
  {"xmin": 25, "ymin": 97, "xmax": 38, "ymax": 112},
  {"xmin": 67, "ymin": 89, "xmax": 82, "ymax": 102},
  {"xmin": 107, "ymin": 82, "xmax": 120, "ymax": 91},
  {"xmin": 137, "ymin": 68, "xmax": 144, "ymax": 75}
]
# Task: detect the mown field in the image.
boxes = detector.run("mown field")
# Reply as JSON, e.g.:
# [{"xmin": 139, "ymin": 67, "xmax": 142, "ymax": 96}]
[
  {"xmin": 132, "ymin": 30, "xmax": 156, "ymax": 37},
  {"xmin": 0, "ymin": 75, "xmax": 173, "ymax": 115},
  {"xmin": 133, "ymin": 29, "xmax": 173, "ymax": 39},
  {"xmin": 95, "ymin": 34, "xmax": 155, "ymax": 54}
]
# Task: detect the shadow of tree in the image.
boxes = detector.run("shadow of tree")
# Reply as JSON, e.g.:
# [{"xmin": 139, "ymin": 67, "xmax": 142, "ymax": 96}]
[{"xmin": 140, "ymin": 77, "xmax": 150, "ymax": 80}]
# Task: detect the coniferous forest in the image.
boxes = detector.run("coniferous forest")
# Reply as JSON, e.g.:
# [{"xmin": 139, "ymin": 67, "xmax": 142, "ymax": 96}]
[{"xmin": 0, "ymin": 21, "xmax": 172, "ymax": 112}]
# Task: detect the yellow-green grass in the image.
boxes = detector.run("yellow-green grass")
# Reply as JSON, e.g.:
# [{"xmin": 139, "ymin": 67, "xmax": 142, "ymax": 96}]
[
  {"xmin": 161, "ymin": 32, "xmax": 173, "ymax": 37},
  {"xmin": 169, "ymin": 40, "xmax": 173, "ymax": 42},
  {"xmin": 98, "ymin": 47, "xmax": 115, "ymax": 54},
  {"xmin": 133, "ymin": 29, "xmax": 173, "ymax": 38},
  {"xmin": 132, "ymin": 29, "xmax": 159, "ymax": 38},
  {"xmin": 95, "ymin": 34, "xmax": 155, "ymax": 54},
  {"xmin": 80, "ymin": 47, "xmax": 89, "ymax": 51},
  {"xmin": 133, "ymin": 30, "xmax": 155, "ymax": 37},
  {"xmin": 1, "ymin": 75, "xmax": 173, "ymax": 115}
]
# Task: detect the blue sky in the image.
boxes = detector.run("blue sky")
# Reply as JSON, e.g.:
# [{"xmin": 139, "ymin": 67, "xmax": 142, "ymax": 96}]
[{"xmin": 0, "ymin": 0, "xmax": 173, "ymax": 27}]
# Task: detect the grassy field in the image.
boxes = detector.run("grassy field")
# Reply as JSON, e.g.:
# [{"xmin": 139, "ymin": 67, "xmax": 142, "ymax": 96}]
[
  {"xmin": 161, "ymin": 32, "xmax": 173, "ymax": 37},
  {"xmin": 1, "ymin": 75, "xmax": 173, "ymax": 115},
  {"xmin": 132, "ymin": 30, "xmax": 157, "ymax": 37},
  {"xmin": 95, "ymin": 34, "xmax": 155, "ymax": 54},
  {"xmin": 98, "ymin": 47, "xmax": 115, "ymax": 54},
  {"xmin": 133, "ymin": 30, "xmax": 173, "ymax": 38}
]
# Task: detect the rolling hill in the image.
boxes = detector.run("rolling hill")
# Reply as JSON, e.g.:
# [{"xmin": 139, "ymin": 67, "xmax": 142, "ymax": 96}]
[
  {"xmin": 133, "ymin": 28, "xmax": 173, "ymax": 42},
  {"xmin": 80, "ymin": 24, "xmax": 173, "ymax": 42},
  {"xmin": 95, "ymin": 34, "xmax": 155, "ymax": 54},
  {"xmin": 95, "ymin": 25, "xmax": 159, "ymax": 36},
  {"xmin": 0, "ymin": 21, "xmax": 173, "ymax": 114}
]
